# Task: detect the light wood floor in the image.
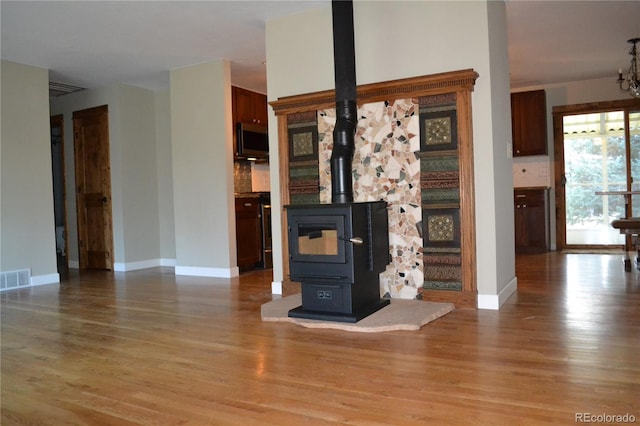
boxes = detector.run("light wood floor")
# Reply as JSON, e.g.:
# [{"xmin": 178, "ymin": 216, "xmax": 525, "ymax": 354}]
[{"xmin": 2, "ymin": 252, "xmax": 639, "ymax": 425}]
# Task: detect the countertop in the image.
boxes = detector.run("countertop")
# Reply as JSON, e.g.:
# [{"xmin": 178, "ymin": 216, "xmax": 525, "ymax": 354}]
[{"xmin": 234, "ymin": 192, "xmax": 270, "ymax": 201}]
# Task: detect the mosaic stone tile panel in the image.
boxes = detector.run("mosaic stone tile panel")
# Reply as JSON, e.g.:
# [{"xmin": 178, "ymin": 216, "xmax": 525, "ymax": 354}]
[
  {"xmin": 317, "ymin": 110, "xmax": 335, "ymax": 204},
  {"xmin": 318, "ymin": 99, "xmax": 422, "ymax": 300}
]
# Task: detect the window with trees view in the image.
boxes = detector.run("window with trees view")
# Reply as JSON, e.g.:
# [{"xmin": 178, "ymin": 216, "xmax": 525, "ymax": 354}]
[{"xmin": 563, "ymin": 110, "xmax": 640, "ymax": 245}]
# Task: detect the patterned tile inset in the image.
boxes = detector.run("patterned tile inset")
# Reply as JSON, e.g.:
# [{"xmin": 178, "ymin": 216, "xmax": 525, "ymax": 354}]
[
  {"xmin": 292, "ymin": 132, "xmax": 314, "ymax": 157},
  {"xmin": 427, "ymin": 214, "xmax": 455, "ymax": 241},
  {"xmin": 424, "ymin": 117, "xmax": 451, "ymax": 146}
]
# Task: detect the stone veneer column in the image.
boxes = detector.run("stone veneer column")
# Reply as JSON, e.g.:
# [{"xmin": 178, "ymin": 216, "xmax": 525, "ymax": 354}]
[{"xmin": 318, "ymin": 100, "xmax": 421, "ymax": 299}]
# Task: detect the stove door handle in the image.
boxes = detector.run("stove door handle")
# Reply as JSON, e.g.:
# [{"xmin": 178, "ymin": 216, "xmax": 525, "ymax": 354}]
[{"xmin": 349, "ymin": 237, "xmax": 364, "ymax": 245}]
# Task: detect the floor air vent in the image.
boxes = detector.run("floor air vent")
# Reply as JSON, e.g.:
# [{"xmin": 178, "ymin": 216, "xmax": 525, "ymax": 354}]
[{"xmin": 1, "ymin": 269, "xmax": 31, "ymax": 291}]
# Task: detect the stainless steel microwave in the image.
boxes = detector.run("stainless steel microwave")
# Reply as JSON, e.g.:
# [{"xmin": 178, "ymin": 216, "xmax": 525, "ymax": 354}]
[{"xmin": 237, "ymin": 123, "xmax": 268, "ymax": 160}]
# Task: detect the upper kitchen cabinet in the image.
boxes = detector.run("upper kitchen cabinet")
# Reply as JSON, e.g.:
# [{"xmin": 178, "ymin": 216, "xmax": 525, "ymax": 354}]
[
  {"xmin": 511, "ymin": 90, "xmax": 548, "ymax": 156},
  {"xmin": 233, "ymin": 86, "xmax": 268, "ymax": 127}
]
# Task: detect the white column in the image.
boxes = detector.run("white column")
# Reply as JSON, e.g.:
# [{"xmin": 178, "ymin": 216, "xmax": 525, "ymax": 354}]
[{"xmin": 170, "ymin": 60, "xmax": 238, "ymax": 277}]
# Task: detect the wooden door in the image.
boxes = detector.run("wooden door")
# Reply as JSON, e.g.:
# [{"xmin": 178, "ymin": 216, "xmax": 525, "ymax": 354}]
[{"xmin": 73, "ymin": 105, "xmax": 113, "ymax": 270}]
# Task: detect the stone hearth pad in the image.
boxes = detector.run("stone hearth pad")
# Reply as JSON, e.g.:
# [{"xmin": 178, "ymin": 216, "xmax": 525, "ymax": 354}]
[{"xmin": 261, "ymin": 294, "xmax": 454, "ymax": 333}]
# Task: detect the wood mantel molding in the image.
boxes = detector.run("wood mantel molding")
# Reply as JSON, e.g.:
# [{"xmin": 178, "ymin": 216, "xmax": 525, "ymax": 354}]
[{"xmin": 269, "ymin": 69, "xmax": 478, "ymax": 115}]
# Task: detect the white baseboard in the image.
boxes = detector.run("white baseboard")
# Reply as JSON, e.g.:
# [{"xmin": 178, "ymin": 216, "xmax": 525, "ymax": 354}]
[
  {"xmin": 160, "ymin": 258, "xmax": 176, "ymax": 267},
  {"xmin": 113, "ymin": 259, "xmax": 162, "ymax": 272},
  {"xmin": 271, "ymin": 281, "xmax": 282, "ymax": 295},
  {"xmin": 477, "ymin": 276, "xmax": 518, "ymax": 310},
  {"xmin": 175, "ymin": 266, "xmax": 239, "ymax": 278},
  {"xmin": 70, "ymin": 259, "xmax": 175, "ymax": 271},
  {"xmin": 31, "ymin": 273, "xmax": 60, "ymax": 286}
]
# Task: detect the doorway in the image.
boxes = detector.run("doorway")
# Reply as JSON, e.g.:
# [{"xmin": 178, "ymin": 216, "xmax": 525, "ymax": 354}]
[
  {"xmin": 50, "ymin": 115, "xmax": 68, "ymax": 277},
  {"xmin": 73, "ymin": 105, "xmax": 114, "ymax": 270},
  {"xmin": 554, "ymin": 99, "xmax": 640, "ymax": 250}
]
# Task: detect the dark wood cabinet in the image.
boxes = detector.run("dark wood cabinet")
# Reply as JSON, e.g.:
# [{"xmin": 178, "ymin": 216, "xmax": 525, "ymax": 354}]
[
  {"xmin": 514, "ymin": 187, "xmax": 549, "ymax": 253},
  {"xmin": 235, "ymin": 197, "xmax": 262, "ymax": 269},
  {"xmin": 232, "ymin": 86, "xmax": 267, "ymax": 127},
  {"xmin": 511, "ymin": 90, "xmax": 547, "ymax": 156}
]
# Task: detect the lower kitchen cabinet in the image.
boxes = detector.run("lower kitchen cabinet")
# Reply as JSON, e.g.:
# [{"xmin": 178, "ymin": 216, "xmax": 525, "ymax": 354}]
[
  {"xmin": 235, "ymin": 197, "xmax": 262, "ymax": 269},
  {"xmin": 514, "ymin": 187, "xmax": 550, "ymax": 253}
]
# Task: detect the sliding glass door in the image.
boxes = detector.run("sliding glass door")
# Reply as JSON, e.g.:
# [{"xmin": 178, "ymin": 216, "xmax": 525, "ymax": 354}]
[
  {"xmin": 630, "ymin": 111, "xmax": 640, "ymax": 215},
  {"xmin": 563, "ymin": 112, "xmax": 627, "ymax": 245},
  {"xmin": 554, "ymin": 100, "xmax": 640, "ymax": 250}
]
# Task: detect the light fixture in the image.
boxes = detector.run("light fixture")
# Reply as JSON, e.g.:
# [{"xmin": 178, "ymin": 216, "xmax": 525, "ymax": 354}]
[{"xmin": 617, "ymin": 37, "xmax": 640, "ymax": 98}]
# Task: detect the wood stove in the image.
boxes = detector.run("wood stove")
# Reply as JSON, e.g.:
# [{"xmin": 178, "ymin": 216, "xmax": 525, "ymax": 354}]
[
  {"xmin": 286, "ymin": 201, "xmax": 390, "ymax": 322},
  {"xmin": 285, "ymin": 0, "xmax": 390, "ymax": 322}
]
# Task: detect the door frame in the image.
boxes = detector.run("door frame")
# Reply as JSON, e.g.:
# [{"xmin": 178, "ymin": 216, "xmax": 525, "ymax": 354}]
[{"xmin": 553, "ymin": 98, "xmax": 640, "ymax": 251}]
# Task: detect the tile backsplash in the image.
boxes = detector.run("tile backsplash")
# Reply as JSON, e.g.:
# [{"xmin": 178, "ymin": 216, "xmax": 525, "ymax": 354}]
[
  {"xmin": 234, "ymin": 161, "xmax": 252, "ymax": 193},
  {"xmin": 251, "ymin": 163, "xmax": 270, "ymax": 192},
  {"xmin": 512, "ymin": 157, "xmax": 551, "ymax": 188},
  {"xmin": 234, "ymin": 161, "xmax": 271, "ymax": 193}
]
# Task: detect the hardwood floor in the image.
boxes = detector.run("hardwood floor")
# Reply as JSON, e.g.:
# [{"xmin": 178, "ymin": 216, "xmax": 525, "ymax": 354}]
[{"xmin": 1, "ymin": 253, "xmax": 639, "ymax": 425}]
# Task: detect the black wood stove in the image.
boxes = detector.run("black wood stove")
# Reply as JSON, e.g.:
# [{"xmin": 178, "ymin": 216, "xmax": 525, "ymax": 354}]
[
  {"xmin": 285, "ymin": 0, "xmax": 390, "ymax": 323},
  {"xmin": 286, "ymin": 202, "xmax": 390, "ymax": 322}
]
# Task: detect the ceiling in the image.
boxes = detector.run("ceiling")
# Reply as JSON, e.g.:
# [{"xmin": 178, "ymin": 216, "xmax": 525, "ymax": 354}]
[{"xmin": 1, "ymin": 1, "xmax": 639, "ymax": 95}]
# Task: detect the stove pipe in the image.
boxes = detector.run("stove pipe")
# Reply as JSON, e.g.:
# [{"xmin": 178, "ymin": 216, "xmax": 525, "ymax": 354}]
[{"xmin": 331, "ymin": 0, "xmax": 357, "ymax": 204}]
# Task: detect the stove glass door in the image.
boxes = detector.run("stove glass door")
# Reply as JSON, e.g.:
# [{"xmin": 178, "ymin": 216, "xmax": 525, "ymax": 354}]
[{"xmin": 297, "ymin": 224, "xmax": 338, "ymax": 256}]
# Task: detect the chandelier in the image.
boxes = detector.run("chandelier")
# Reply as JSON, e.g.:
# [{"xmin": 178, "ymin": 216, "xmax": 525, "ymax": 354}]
[{"xmin": 617, "ymin": 37, "xmax": 640, "ymax": 98}]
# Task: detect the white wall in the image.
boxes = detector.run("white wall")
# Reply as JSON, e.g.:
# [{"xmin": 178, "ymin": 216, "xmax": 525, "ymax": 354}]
[
  {"xmin": 170, "ymin": 60, "xmax": 238, "ymax": 277},
  {"xmin": 1, "ymin": 60, "xmax": 59, "ymax": 284},
  {"xmin": 155, "ymin": 89, "xmax": 176, "ymax": 263},
  {"xmin": 483, "ymin": 0, "xmax": 516, "ymax": 307},
  {"xmin": 116, "ymin": 85, "xmax": 162, "ymax": 270},
  {"xmin": 266, "ymin": 1, "xmax": 515, "ymax": 307},
  {"xmin": 50, "ymin": 84, "xmax": 164, "ymax": 271}
]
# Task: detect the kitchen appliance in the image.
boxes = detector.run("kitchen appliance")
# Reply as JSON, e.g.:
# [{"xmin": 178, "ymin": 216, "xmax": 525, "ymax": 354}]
[{"xmin": 237, "ymin": 123, "xmax": 268, "ymax": 160}]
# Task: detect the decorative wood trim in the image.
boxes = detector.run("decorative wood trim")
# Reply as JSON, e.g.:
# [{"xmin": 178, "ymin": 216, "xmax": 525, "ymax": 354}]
[
  {"xmin": 277, "ymin": 115, "xmax": 292, "ymax": 280},
  {"xmin": 422, "ymin": 289, "xmax": 477, "ymax": 309},
  {"xmin": 552, "ymin": 98, "xmax": 640, "ymax": 115},
  {"xmin": 457, "ymin": 90, "xmax": 477, "ymax": 294},
  {"xmin": 552, "ymin": 110, "xmax": 566, "ymax": 251},
  {"xmin": 270, "ymin": 69, "xmax": 479, "ymax": 116}
]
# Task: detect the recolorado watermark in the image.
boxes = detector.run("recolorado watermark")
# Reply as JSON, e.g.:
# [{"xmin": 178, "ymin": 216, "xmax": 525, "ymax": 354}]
[{"xmin": 575, "ymin": 413, "xmax": 636, "ymax": 423}]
